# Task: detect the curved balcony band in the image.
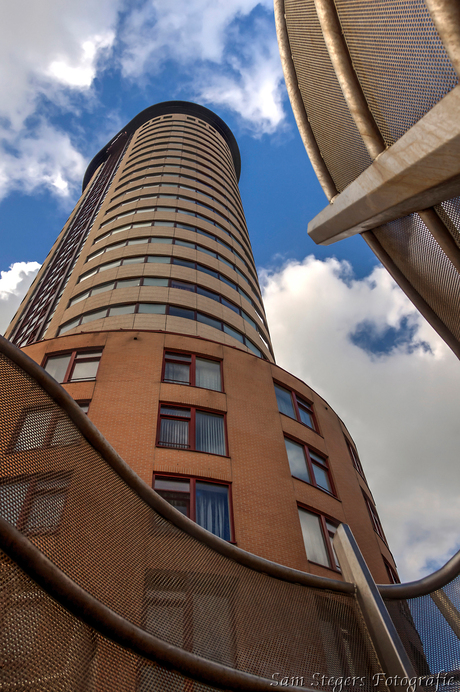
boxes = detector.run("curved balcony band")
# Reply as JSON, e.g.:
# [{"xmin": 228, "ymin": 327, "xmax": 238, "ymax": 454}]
[{"xmin": 275, "ymin": 0, "xmax": 460, "ymax": 358}]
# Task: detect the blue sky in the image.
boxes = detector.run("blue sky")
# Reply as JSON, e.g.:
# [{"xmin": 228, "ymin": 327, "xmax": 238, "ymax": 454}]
[{"xmin": 1, "ymin": 0, "xmax": 459, "ymax": 580}]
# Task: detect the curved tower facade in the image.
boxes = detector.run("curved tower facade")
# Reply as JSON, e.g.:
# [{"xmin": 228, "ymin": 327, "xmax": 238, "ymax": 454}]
[{"xmin": 5, "ymin": 102, "xmax": 396, "ymax": 583}]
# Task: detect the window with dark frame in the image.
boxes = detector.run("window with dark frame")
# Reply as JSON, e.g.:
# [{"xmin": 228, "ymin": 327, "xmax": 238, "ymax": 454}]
[
  {"xmin": 138, "ymin": 569, "xmax": 235, "ymax": 690},
  {"xmin": 284, "ymin": 438, "xmax": 335, "ymax": 495},
  {"xmin": 346, "ymin": 438, "xmax": 365, "ymax": 478},
  {"xmin": 153, "ymin": 475, "xmax": 232, "ymax": 541},
  {"xmin": 157, "ymin": 405, "xmax": 227, "ymax": 456},
  {"xmin": 13, "ymin": 408, "xmax": 80, "ymax": 452},
  {"xmin": 383, "ymin": 558, "xmax": 399, "ymax": 584},
  {"xmin": 43, "ymin": 349, "xmax": 103, "ymax": 383},
  {"xmin": 162, "ymin": 352, "xmax": 222, "ymax": 391},
  {"xmin": 297, "ymin": 506, "xmax": 340, "ymax": 571},
  {"xmin": 363, "ymin": 492, "xmax": 386, "ymax": 542},
  {"xmin": 76, "ymin": 401, "xmax": 91, "ymax": 414},
  {"xmin": 274, "ymin": 383, "xmax": 318, "ymax": 431},
  {"xmin": 0, "ymin": 472, "xmax": 71, "ymax": 535}
]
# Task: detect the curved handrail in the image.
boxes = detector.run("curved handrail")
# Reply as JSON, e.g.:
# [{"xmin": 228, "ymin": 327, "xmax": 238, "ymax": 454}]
[
  {"xmin": 0, "ymin": 334, "xmax": 353, "ymax": 595},
  {"xmin": 0, "ymin": 517, "xmax": 314, "ymax": 692},
  {"xmin": 378, "ymin": 547, "xmax": 460, "ymax": 600}
]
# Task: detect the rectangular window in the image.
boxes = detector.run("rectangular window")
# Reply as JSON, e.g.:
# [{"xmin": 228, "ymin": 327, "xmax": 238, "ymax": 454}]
[
  {"xmin": 346, "ymin": 438, "xmax": 365, "ymax": 478},
  {"xmin": 162, "ymin": 352, "xmax": 222, "ymax": 391},
  {"xmin": 43, "ymin": 349, "xmax": 103, "ymax": 383},
  {"xmin": 153, "ymin": 475, "xmax": 232, "ymax": 541},
  {"xmin": 157, "ymin": 405, "xmax": 226, "ymax": 456},
  {"xmin": 0, "ymin": 473, "xmax": 70, "ymax": 535},
  {"xmin": 363, "ymin": 492, "xmax": 386, "ymax": 542},
  {"xmin": 13, "ymin": 409, "xmax": 80, "ymax": 452},
  {"xmin": 284, "ymin": 438, "xmax": 334, "ymax": 495},
  {"xmin": 298, "ymin": 507, "xmax": 339, "ymax": 570},
  {"xmin": 138, "ymin": 570, "xmax": 235, "ymax": 689},
  {"xmin": 274, "ymin": 383, "xmax": 317, "ymax": 431},
  {"xmin": 384, "ymin": 558, "xmax": 399, "ymax": 584}
]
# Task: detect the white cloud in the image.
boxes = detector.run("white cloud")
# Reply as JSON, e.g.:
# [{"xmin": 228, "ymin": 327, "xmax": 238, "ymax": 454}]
[
  {"xmin": 0, "ymin": 262, "xmax": 41, "ymax": 335},
  {"xmin": 195, "ymin": 21, "xmax": 285, "ymax": 134},
  {"xmin": 0, "ymin": 122, "xmax": 86, "ymax": 201},
  {"xmin": 0, "ymin": 0, "xmax": 122, "ymax": 199},
  {"xmin": 120, "ymin": 0, "xmax": 272, "ymax": 75},
  {"xmin": 262, "ymin": 256, "xmax": 460, "ymax": 581},
  {"xmin": 46, "ymin": 32, "xmax": 115, "ymax": 88},
  {"xmin": 120, "ymin": 0, "xmax": 286, "ymax": 133}
]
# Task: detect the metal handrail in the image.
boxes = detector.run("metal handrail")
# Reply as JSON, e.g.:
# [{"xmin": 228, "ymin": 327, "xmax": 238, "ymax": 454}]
[{"xmin": 378, "ymin": 547, "xmax": 460, "ymax": 600}]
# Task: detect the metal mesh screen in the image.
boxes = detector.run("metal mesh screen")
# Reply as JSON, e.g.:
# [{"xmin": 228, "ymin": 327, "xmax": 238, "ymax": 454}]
[
  {"xmin": 0, "ymin": 551, "xmax": 216, "ymax": 692},
  {"xmin": 0, "ymin": 348, "xmax": 386, "ymax": 689},
  {"xmin": 284, "ymin": 0, "xmax": 372, "ymax": 192},
  {"xmin": 435, "ymin": 196, "xmax": 460, "ymax": 250},
  {"xmin": 372, "ymin": 214, "xmax": 460, "ymax": 343},
  {"xmin": 334, "ymin": 0, "xmax": 458, "ymax": 146},
  {"xmin": 385, "ymin": 573, "xmax": 460, "ymax": 684}
]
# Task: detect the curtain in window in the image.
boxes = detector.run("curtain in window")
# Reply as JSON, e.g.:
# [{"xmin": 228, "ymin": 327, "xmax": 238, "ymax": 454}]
[
  {"xmin": 164, "ymin": 362, "xmax": 190, "ymax": 383},
  {"xmin": 195, "ymin": 359, "xmax": 221, "ymax": 391},
  {"xmin": 0, "ymin": 481, "xmax": 29, "ymax": 526},
  {"xmin": 15, "ymin": 410, "xmax": 53, "ymax": 451},
  {"xmin": 160, "ymin": 419, "xmax": 189, "ymax": 448},
  {"xmin": 298, "ymin": 509, "xmax": 330, "ymax": 567},
  {"xmin": 196, "ymin": 482, "xmax": 230, "ymax": 540},
  {"xmin": 195, "ymin": 412, "xmax": 225, "ymax": 455}
]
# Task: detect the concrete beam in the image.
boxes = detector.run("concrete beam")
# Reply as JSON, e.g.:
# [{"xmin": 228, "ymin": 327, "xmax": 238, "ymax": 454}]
[{"xmin": 308, "ymin": 85, "xmax": 460, "ymax": 245}]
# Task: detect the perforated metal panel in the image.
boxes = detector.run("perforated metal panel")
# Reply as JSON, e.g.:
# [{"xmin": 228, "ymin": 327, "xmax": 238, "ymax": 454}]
[
  {"xmin": 334, "ymin": 0, "xmax": 458, "ymax": 146},
  {"xmin": 284, "ymin": 0, "xmax": 372, "ymax": 192},
  {"xmin": 384, "ymin": 572, "xmax": 460, "ymax": 682},
  {"xmin": 435, "ymin": 196, "xmax": 460, "ymax": 250},
  {"xmin": 279, "ymin": 0, "xmax": 460, "ymax": 357},
  {"xmin": 0, "ymin": 347, "xmax": 386, "ymax": 690},
  {"xmin": 372, "ymin": 214, "xmax": 460, "ymax": 343}
]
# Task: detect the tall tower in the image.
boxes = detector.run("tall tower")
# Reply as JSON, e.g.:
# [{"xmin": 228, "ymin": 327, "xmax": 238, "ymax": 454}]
[{"xmin": 5, "ymin": 102, "xmax": 396, "ymax": 583}]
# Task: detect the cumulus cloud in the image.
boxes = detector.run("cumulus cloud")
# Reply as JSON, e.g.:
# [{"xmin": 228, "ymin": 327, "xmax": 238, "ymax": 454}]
[
  {"xmin": 120, "ymin": 0, "xmax": 272, "ymax": 74},
  {"xmin": 262, "ymin": 256, "xmax": 460, "ymax": 580},
  {"xmin": 0, "ymin": 262, "xmax": 41, "ymax": 335},
  {"xmin": 0, "ymin": 0, "xmax": 121, "ymax": 125},
  {"xmin": 120, "ymin": 0, "xmax": 286, "ymax": 133},
  {"xmin": 0, "ymin": 123, "xmax": 86, "ymax": 201},
  {"xmin": 0, "ymin": 0, "xmax": 122, "ymax": 199},
  {"xmin": 195, "ymin": 19, "xmax": 285, "ymax": 134}
]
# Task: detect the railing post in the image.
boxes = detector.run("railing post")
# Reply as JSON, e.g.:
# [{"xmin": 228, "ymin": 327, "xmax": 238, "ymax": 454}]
[{"xmin": 334, "ymin": 524, "xmax": 417, "ymax": 689}]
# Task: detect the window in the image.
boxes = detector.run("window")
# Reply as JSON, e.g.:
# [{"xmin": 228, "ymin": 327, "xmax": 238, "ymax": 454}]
[
  {"xmin": 162, "ymin": 352, "xmax": 222, "ymax": 391},
  {"xmin": 13, "ymin": 409, "xmax": 80, "ymax": 452},
  {"xmin": 284, "ymin": 438, "xmax": 335, "ymax": 495},
  {"xmin": 346, "ymin": 438, "xmax": 365, "ymax": 477},
  {"xmin": 157, "ymin": 405, "xmax": 227, "ymax": 456},
  {"xmin": 363, "ymin": 492, "xmax": 386, "ymax": 542},
  {"xmin": 43, "ymin": 349, "xmax": 103, "ymax": 383},
  {"xmin": 298, "ymin": 507, "xmax": 339, "ymax": 570},
  {"xmin": 58, "ymin": 304, "xmax": 263, "ymax": 358},
  {"xmin": 384, "ymin": 558, "xmax": 399, "ymax": 584},
  {"xmin": 138, "ymin": 570, "xmax": 235, "ymax": 690},
  {"xmin": 153, "ymin": 475, "xmax": 232, "ymax": 541},
  {"xmin": 274, "ymin": 383, "xmax": 317, "ymax": 431},
  {"xmin": 0, "ymin": 473, "xmax": 70, "ymax": 535}
]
